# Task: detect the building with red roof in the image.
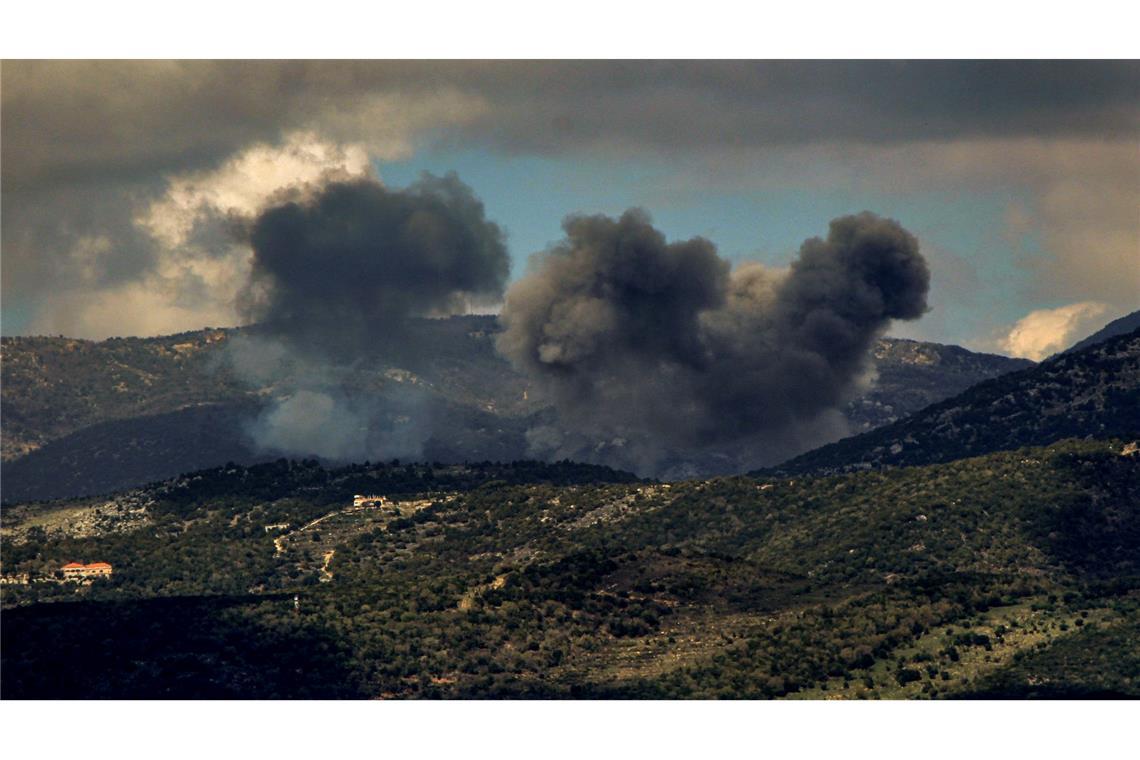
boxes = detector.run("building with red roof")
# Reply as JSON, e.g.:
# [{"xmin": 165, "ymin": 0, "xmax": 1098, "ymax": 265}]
[{"xmin": 61, "ymin": 562, "xmax": 113, "ymax": 579}]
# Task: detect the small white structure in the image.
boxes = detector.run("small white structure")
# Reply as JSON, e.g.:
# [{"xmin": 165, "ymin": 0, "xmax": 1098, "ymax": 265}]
[{"xmin": 353, "ymin": 494, "xmax": 388, "ymax": 508}]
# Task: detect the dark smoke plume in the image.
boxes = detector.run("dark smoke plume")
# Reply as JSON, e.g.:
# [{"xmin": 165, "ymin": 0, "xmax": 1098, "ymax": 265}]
[
  {"xmin": 496, "ymin": 210, "xmax": 930, "ymax": 474},
  {"xmin": 227, "ymin": 172, "xmax": 510, "ymax": 461},
  {"xmin": 241, "ymin": 172, "xmax": 509, "ymax": 357}
]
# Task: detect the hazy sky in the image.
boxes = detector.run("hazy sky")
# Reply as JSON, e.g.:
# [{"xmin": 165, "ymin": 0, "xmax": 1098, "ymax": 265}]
[{"xmin": 2, "ymin": 60, "xmax": 1137, "ymax": 358}]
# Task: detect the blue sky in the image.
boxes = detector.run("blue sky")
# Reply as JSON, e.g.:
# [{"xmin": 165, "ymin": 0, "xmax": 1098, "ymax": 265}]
[
  {"xmin": 3, "ymin": 62, "xmax": 1135, "ymax": 357},
  {"xmin": 379, "ymin": 147, "xmax": 1035, "ymax": 348}
]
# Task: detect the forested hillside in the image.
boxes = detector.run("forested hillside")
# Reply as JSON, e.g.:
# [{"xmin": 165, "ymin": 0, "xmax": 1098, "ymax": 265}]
[{"xmin": 4, "ymin": 440, "xmax": 1137, "ymax": 698}]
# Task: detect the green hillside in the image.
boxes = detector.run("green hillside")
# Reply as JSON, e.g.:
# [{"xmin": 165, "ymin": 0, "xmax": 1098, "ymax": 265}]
[{"xmin": 4, "ymin": 440, "xmax": 1137, "ymax": 698}]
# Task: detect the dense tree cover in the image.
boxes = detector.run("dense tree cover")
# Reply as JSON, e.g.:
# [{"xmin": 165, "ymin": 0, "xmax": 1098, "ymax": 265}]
[
  {"xmin": 2, "ymin": 440, "xmax": 1137, "ymax": 699},
  {"xmin": 1, "ymin": 459, "xmax": 642, "ymax": 601},
  {"xmin": 966, "ymin": 616, "xmax": 1140, "ymax": 698},
  {"xmin": 153, "ymin": 456, "xmax": 641, "ymax": 515}
]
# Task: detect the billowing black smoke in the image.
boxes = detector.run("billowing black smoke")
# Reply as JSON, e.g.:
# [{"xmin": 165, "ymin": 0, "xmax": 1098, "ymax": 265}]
[
  {"xmin": 241, "ymin": 172, "xmax": 509, "ymax": 357},
  {"xmin": 227, "ymin": 172, "xmax": 511, "ymax": 461},
  {"xmin": 496, "ymin": 209, "xmax": 930, "ymax": 474}
]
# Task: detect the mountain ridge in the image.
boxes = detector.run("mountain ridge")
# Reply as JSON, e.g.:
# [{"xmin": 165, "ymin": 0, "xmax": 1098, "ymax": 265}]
[
  {"xmin": 764, "ymin": 326, "xmax": 1140, "ymax": 477},
  {"xmin": 1, "ymin": 318, "xmax": 1033, "ymax": 502},
  {"xmin": 1066, "ymin": 308, "xmax": 1140, "ymax": 355}
]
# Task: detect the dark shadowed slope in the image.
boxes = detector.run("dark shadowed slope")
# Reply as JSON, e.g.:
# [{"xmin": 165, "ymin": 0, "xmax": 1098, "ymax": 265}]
[
  {"xmin": 1067, "ymin": 309, "xmax": 1140, "ymax": 355},
  {"xmin": 0, "ymin": 329, "xmax": 246, "ymax": 462},
  {"xmin": 0, "ymin": 402, "xmax": 265, "ymax": 504},
  {"xmin": 846, "ymin": 339, "xmax": 1032, "ymax": 433},
  {"xmin": 766, "ymin": 327, "xmax": 1140, "ymax": 476}
]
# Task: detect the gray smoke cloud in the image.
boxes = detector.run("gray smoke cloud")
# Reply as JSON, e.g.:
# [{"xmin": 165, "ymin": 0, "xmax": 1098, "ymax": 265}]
[
  {"xmin": 497, "ymin": 210, "xmax": 930, "ymax": 474},
  {"xmin": 241, "ymin": 172, "xmax": 509, "ymax": 357},
  {"xmin": 226, "ymin": 172, "xmax": 510, "ymax": 461},
  {"xmin": 5, "ymin": 61, "xmax": 1136, "ymax": 338},
  {"xmin": 244, "ymin": 383, "xmax": 436, "ymax": 463}
]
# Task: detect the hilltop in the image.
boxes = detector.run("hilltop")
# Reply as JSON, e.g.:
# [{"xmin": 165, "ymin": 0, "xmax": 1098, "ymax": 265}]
[
  {"xmin": 1066, "ymin": 308, "xmax": 1140, "ymax": 355},
  {"xmin": 766, "ymin": 327, "xmax": 1140, "ymax": 477},
  {"xmin": 846, "ymin": 338, "xmax": 1033, "ymax": 433},
  {"xmin": 0, "ymin": 318, "xmax": 534, "ymax": 463}
]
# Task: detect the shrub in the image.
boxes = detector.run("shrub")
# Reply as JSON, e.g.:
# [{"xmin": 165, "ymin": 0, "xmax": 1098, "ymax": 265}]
[{"xmin": 896, "ymin": 668, "xmax": 922, "ymax": 686}]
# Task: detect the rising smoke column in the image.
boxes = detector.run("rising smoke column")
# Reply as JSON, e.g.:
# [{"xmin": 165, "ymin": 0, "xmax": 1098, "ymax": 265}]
[
  {"xmin": 241, "ymin": 172, "xmax": 509, "ymax": 357},
  {"xmin": 496, "ymin": 210, "xmax": 930, "ymax": 472},
  {"xmin": 229, "ymin": 172, "xmax": 511, "ymax": 461}
]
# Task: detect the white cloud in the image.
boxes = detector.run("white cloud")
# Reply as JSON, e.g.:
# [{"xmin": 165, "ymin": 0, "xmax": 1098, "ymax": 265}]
[
  {"xmin": 30, "ymin": 133, "xmax": 379, "ymax": 339},
  {"xmin": 1000, "ymin": 301, "xmax": 1113, "ymax": 360},
  {"xmin": 29, "ymin": 276, "xmax": 241, "ymax": 339},
  {"xmin": 138, "ymin": 131, "xmax": 373, "ymax": 249}
]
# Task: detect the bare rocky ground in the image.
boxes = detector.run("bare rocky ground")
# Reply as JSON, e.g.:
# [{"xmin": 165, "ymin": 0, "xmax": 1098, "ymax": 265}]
[{"xmin": 1, "ymin": 490, "xmax": 154, "ymax": 544}]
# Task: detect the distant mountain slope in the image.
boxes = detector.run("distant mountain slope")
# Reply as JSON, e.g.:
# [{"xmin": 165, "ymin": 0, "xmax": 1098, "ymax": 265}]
[
  {"xmin": 0, "ymin": 402, "xmax": 264, "ymax": 504},
  {"xmin": 845, "ymin": 339, "xmax": 1032, "ymax": 432},
  {"xmin": 768, "ymin": 327, "xmax": 1140, "ymax": 476},
  {"xmin": 0, "ymin": 329, "xmax": 247, "ymax": 462},
  {"xmin": 2, "ymin": 321, "xmax": 1030, "ymax": 461},
  {"xmin": 0, "ymin": 396, "xmax": 538, "ymax": 505},
  {"xmin": 2, "ymin": 318, "xmax": 1033, "ymax": 501},
  {"xmin": 0, "ymin": 317, "xmax": 536, "ymax": 464},
  {"xmin": 1067, "ymin": 309, "xmax": 1140, "ymax": 354}
]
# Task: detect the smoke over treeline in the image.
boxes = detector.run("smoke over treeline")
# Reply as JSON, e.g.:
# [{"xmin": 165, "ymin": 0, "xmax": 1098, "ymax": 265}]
[
  {"xmin": 226, "ymin": 172, "xmax": 510, "ymax": 461},
  {"xmin": 223, "ymin": 168, "xmax": 929, "ymax": 474},
  {"xmin": 496, "ymin": 210, "xmax": 930, "ymax": 474}
]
